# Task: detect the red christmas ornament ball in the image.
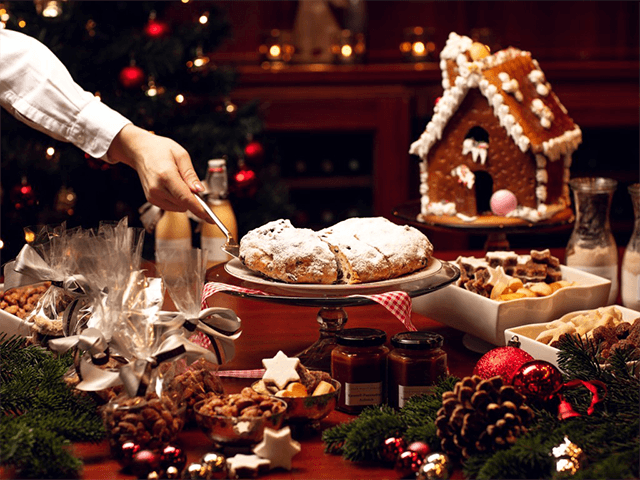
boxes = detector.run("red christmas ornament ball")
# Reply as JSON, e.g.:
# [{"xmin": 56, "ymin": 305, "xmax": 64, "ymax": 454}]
[
  {"xmin": 118, "ymin": 441, "xmax": 141, "ymax": 467},
  {"xmin": 473, "ymin": 346, "xmax": 534, "ymax": 383},
  {"xmin": 160, "ymin": 444, "xmax": 186, "ymax": 471},
  {"xmin": 119, "ymin": 65, "xmax": 145, "ymax": 89},
  {"xmin": 10, "ymin": 178, "xmax": 36, "ymax": 210},
  {"xmin": 395, "ymin": 449, "xmax": 424, "ymax": 478},
  {"xmin": 233, "ymin": 166, "xmax": 258, "ymax": 198},
  {"xmin": 145, "ymin": 19, "xmax": 169, "ymax": 38},
  {"xmin": 380, "ymin": 436, "xmax": 406, "ymax": 464},
  {"xmin": 408, "ymin": 441, "xmax": 430, "ymax": 459},
  {"xmin": 130, "ymin": 450, "xmax": 161, "ymax": 478},
  {"xmin": 511, "ymin": 360, "xmax": 563, "ymax": 402},
  {"xmin": 244, "ymin": 140, "xmax": 265, "ymax": 165}
]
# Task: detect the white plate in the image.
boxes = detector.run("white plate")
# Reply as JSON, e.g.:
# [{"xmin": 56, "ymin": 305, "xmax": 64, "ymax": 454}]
[
  {"xmin": 224, "ymin": 257, "xmax": 443, "ymax": 296},
  {"xmin": 505, "ymin": 305, "xmax": 640, "ymax": 368},
  {"xmin": 412, "ymin": 266, "xmax": 611, "ymax": 346}
]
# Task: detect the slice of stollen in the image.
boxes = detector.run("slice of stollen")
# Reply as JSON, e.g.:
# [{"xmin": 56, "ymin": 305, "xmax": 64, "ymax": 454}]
[
  {"xmin": 318, "ymin": 228, "xmax": 392, "ymax": 284},
  {"xmin": 239, "ymin": 219, "xmax": 338, "ymax": 284},
  {"xmin": 327, "ymin": 217, "xmax": 434, "ymax": 279}
]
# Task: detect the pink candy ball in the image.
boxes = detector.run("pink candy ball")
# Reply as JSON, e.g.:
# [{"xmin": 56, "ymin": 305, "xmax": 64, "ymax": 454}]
[{"xmin": 490, "ymin": 189, "xmax": 518, "ymax": 216}]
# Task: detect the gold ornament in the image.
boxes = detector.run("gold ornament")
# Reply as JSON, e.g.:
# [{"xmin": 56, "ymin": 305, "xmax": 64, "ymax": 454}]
[
  {"xmin": 417, "ymin": 453, "xmax": 452, "ymax": 480},
  {"xmin": 469, "ymin": 42, "xmax": 491, "ymax": 61},
  {"xmin": 181, "ymin": 462, "xmax": 207, "ymax": 480},
  {"xmin": 200, "ymin": 452, "xmax": 227, "ymax": 479},
  {"xmin": 551, "ymin": 436, "xmax": 585, "ymax": 478},
  {"xmin": 165, "ymin": 466, "xmax": 180, "ymax": 479}
]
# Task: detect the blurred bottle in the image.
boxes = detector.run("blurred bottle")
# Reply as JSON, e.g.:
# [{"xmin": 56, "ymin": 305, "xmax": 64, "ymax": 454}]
[
  {"xmin": 155, "ymin": 210, "xmax": 192, "ymax": 252},
  {"xmin": 201, "ymin": 158, "xmax": 238, "ymax": 269},
  {"xmin": 565, "ymin": 177, "xmax": 618, "ymax": 304},
  {"xmin": 622, "ymin": 183, "xmax": 640, "ymax": 310}
]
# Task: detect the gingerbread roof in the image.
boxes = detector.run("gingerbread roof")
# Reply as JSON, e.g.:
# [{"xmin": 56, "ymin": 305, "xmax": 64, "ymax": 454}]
[{"xmin": 410, "ymin": 32, "xmax": 582, "ymax": 162}]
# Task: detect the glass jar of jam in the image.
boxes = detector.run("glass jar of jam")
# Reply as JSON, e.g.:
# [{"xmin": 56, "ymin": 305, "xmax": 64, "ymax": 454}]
[
  {"xmin": 331, "ymin": 328, "xmax": 389, "ymax": 414},
  {"xmin": 388, "ymin": 331, "xmax": 448, "ymax": 409}
]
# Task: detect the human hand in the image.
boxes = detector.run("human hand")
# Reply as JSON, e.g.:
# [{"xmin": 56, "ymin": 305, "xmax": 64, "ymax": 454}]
[{"xmin": 107, "ymin": 124, "xmax": 211, "ymax": 223}]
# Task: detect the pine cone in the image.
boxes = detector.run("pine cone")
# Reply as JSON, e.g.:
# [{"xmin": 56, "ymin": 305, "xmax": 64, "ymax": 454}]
[{"xmin": 435, "ymin": 375, "xmax": 535, "ymax": 460}]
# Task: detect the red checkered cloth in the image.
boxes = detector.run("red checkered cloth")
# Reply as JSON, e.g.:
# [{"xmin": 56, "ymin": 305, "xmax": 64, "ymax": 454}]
[
  {"xmin": 216, "ymin": 369, "xmax": 265, "ymax": 378},
  {"xmin": 201, "ymin": 282, "xmax": 416, "ymax": 331}
]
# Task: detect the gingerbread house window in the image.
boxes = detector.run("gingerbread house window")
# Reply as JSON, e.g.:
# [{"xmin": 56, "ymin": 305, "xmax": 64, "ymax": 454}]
[
  {"xmin": 474, "ymin": 170, "xmax": 493, "ymax": 214},
  {"xmin": 462, "ymin": 127, "xmax": 489, "ymax": 165}
]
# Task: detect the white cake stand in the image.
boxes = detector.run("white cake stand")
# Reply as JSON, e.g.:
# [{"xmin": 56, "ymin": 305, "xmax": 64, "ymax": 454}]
[{"xmin": 206, "ymin": 258, "xmax": 460, "ymax": 372}]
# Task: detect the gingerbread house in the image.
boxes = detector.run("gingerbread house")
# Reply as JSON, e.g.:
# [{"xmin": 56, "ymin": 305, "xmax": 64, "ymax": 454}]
[{"xmin": 410, "ymin": 32, "xmax": 582, "ymax": 223}]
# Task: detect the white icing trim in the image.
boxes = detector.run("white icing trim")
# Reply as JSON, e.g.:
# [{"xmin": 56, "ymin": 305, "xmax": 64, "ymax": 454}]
[
  {"xmin": 528, "ymin": 69, "xmax": 550, "ymax": 97},
  {"xmin": 423, "ymin": 200, "xmax": 457, "ymax": 216},
  {"xmin": 462, "ymin": 138, "xmax": 488, "ymax": 164},
  {"xmin": 542, "ymin": 127, "xmax": 582, "ymax": 161},
  {"xmin": 498, "ymin": 72, "xmax": 524, "ymax": 102},
  {"xmin": 456, "ymin": 213, "xmax": 478, "ymax": 222},
  {"xmin": 478, "ymin": 78, "xmax": 531, "ymax": 154},
  {"xmin": 531, "ymin": 98, "xmax": 554, "ymax": 129},
  {"xmin": 409, "ymin": 76, "xmax": 471, "ymax": 158},
  {"xmin": 451, "ymin": 164, "xmax": 475, "ymax": 189},
  {"xmin": 505, "ymin": 202, "xmax": 566, "ymax": 222},
  {"xmin": 536, "ymin": 169, "xmax": 548, "ymax": 184}
]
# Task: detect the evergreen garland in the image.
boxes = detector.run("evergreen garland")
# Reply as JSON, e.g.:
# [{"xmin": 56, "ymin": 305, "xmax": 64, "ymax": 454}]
[
  {"xmin": 0, "ymin": 334, "xmax": 105, "ymax": 479},
  {"xmin": 322, "ymin": 339, "xmax": 640, "ymax": 479}
]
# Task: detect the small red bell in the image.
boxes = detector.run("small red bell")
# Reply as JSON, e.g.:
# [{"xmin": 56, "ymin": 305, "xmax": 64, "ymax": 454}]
[{"xmin": 557, "ymin": 395, "xmax": 581, "ymax": 421}]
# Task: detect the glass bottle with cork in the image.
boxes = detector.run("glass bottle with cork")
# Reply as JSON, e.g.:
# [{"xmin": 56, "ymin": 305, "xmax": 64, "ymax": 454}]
[
  {"xmin": 565, "ymin": 177, "xmax": 619, "ymax": 304},
  {"xmin": 621, "ymin": 183, "xmax": 640, "ymax": 310},
  {"xmin": 201, "ymin": 158, "xmax": 238, "ymax": 269},
  {"xmin": 155, "ymin": 210, "xmax": 192, "ymax": 253}
]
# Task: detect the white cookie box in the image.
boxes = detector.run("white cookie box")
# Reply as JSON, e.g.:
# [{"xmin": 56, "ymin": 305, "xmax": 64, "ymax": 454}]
[
  {"xmin": 504, "ymin": 305, "xmax": 640, "ymax": 368},
  {"xmin": 412, "ymin": 266, "xmax": 611, "ymax": 346}
]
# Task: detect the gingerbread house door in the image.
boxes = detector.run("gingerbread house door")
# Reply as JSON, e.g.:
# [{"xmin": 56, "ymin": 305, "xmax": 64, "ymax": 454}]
[{"xmin": 474, "ymin": 170, "xmax": 493, "ymax": 215}]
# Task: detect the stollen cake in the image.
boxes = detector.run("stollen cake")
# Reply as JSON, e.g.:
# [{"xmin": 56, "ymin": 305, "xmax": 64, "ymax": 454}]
[{"xmin": 239, "ymin": 217, "xmax": 434, "ymax": 285}]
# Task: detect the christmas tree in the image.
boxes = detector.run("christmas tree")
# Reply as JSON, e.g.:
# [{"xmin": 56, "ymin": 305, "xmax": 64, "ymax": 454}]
[{"xmin": 0, "ymin": 1, "xmax": 292, "ymax": 264}]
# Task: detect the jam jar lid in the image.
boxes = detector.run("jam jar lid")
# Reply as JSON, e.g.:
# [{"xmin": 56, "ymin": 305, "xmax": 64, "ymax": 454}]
[
  {"xmin": 336, "ymin": 328, "xmax": 387, "ymax": 347},
  {"xmin": 391, "ymin": 331, "xmax": 444, "ymax": 350}
]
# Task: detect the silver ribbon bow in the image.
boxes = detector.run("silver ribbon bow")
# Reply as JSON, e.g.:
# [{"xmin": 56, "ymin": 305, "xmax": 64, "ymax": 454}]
[{"xmin": 58, "ymin": 307, "xmax": 241, "ymax": 397}]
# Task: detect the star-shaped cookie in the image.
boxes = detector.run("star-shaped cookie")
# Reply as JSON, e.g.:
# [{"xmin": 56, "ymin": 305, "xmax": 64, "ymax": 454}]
[
  {"xmin": 226, "ymin": 454, "xmax": 271, "ymax": 478},
  {"xmin": 261, "ymin": 350, "xmax": 300, "ymax": 389},
  {"xmin": 253, "ymin": 426, "xmax": 301, "ymax": 471}
]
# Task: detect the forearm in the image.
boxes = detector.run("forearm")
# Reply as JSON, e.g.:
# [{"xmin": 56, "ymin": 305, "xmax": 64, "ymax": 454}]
[{"xmin": 0, "ymin": 28, "xmax": 130, "ymax": 161}]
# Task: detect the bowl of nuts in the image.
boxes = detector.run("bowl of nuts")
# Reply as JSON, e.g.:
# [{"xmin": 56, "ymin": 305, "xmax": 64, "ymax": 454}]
[
  {"xmin": 102, "ymin": 393, "xmax": 186, "ymax": 455},
  {"xmin": 251, "ymin": 378, "xmax": 340, "ymax": 424},
  {"xmin": 193, "ymin": 388, "xmax": 287, "ymax": 447}
]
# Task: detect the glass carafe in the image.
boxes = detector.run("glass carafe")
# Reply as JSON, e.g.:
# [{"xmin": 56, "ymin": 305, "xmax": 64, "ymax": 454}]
[
  {"xmin": 621, "ymin": 183, "xmax": 640, "ymax": 310},
  {"xmin": 565, "ymin": 177, "xmax": 618, "ymax": 305}
]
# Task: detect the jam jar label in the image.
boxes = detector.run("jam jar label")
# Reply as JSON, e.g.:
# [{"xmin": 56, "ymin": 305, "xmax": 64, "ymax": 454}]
[
  {"xmin": 398, "ymin": 385, "xmax": 436, "ymax": 408},
  {"xmin": 344, "ymin": 382, "xmax": 383, "ymax": 406}
]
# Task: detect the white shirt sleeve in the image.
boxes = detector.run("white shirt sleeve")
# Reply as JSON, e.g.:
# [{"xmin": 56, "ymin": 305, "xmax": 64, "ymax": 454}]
[{"xmin": 0, "ymin": 27, "xmax": 132, "ymax": 163}]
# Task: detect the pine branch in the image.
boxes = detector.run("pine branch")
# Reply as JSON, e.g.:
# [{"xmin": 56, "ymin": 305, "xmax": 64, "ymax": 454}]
[
  {"xmin": 0, "ymin": 335, "xmax": 105, "ymax": 478},
  {"xmin": 341, "ymin": 409, "xmax": 406, "ymax": 462}
]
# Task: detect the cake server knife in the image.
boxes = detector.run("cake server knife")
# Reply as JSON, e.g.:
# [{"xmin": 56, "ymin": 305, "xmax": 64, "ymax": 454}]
[{"xmin": 194, "ymin": 193, "xmax": 240, "ymax": 259}]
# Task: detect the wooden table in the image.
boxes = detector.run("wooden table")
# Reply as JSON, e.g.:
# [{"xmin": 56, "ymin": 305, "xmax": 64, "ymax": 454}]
[
  {"xmin": 74, "ymin": 257, "xmax": 483, "ymax": 479},
  {"xmin": 62, "ymin": 246, "xmax": 626, "ymax": 478}
]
